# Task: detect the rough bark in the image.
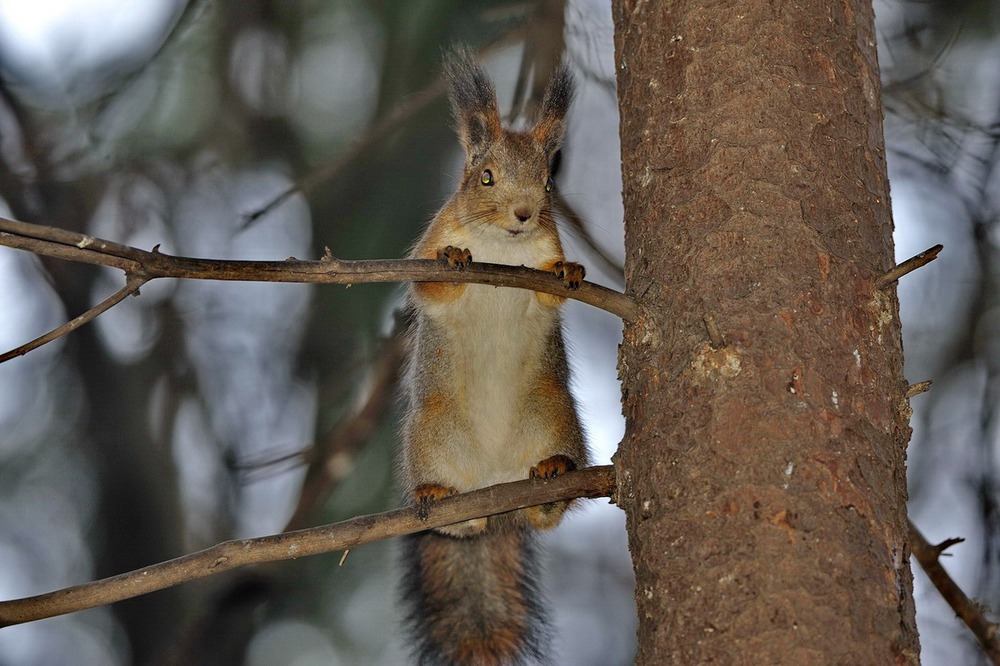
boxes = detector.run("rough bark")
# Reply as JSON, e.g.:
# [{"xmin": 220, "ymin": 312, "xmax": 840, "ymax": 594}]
[{"xmin": 612, "ymin": 1, "xmax": 920, "ymax": 663}]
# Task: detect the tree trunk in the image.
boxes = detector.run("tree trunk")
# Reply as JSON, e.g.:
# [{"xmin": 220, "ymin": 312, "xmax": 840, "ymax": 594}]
[{"xmin": 612, "ymin": 1, "xmax": 920, "ymax": 662}]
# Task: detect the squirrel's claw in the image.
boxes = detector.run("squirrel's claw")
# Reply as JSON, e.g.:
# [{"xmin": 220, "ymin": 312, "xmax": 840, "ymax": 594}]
[
  {"xmin": 437, "ymin": 246, "xmax": 472, "ymax": 270},
  {"xmin": 553, "ymin": 261, "xmax": 585, "ymax": 290}
]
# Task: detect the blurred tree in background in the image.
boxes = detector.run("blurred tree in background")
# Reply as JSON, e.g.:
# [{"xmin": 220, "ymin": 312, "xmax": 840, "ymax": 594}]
[{"xmin": 0, "ymin": 0, "xmax": 998, "ymax": 664}]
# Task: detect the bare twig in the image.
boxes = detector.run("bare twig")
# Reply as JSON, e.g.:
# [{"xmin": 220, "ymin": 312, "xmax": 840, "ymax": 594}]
[
  {"xmin": 876, "ymin": 244, "xmax": 943, "ymax": 289},
  {"xmin": 0, "ymin": 465, "xmax": 616, "ymax": 627},
  {"xmin": 0, "ymin": 215, "xmax": 148, "ymax": 261},
  {"xmin": 905, "ymin": 380, "xmax": 932, "ymax": 399},
  {"xmin": 909, "ymin": 519, "xmax": 1000, "ymax": 664},
  {"xmin": 703, "ymin": 313, "xmax": 725, "ymax": 349},
  {"xmin": 0, "ymin": 216, "xmax": 637, "ymax": 362},
  {"xmin": 0, "ymin": 275, "xmax": 147, "ymax": 363}
]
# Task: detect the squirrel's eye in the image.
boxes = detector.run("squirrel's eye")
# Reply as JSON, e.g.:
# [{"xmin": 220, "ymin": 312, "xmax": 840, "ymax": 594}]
[
  {"xmin": 481, "ymin": 170, "xmax": 494, "ymax": 186},
  {"xmin": 545, "ymin": 177, "xmax": 554, "ymax": 193}
]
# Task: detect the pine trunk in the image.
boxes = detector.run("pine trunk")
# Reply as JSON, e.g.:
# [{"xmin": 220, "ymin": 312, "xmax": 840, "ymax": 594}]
[{"xmin": 612, "ymin": 0, "xmax": 920, "ymax": 662}]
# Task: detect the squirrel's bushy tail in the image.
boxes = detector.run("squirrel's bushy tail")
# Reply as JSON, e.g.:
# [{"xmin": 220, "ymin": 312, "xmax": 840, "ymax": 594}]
[{"xmin": 401, "ymin": 527, "xmax": 549, "ymax": 666}]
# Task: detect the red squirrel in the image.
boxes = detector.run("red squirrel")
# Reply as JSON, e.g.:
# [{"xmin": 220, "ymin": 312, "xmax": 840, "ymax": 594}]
[{"xmin": 399, "ymin": 48, "xmax": 589, "ymax": 665}]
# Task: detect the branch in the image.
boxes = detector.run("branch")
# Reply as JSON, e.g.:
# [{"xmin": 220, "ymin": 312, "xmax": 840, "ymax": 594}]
[
  {"xmin": 0, "ymin": 216, "xmax": 637, "ymax": 362},
  {"xmin": 909, "ymin": 519, "xmax": 1000, "ymax": 664},
  {"xmin": 0, "ymin": 465, "xmax": 616, "ymax": 627},
  {"xmin": 0, "ymin": 275, "xmax": 147, "ymax": 363},
  {"xmin": 876, "ymin": 244, "xmax": 942, "ymax": 289}
]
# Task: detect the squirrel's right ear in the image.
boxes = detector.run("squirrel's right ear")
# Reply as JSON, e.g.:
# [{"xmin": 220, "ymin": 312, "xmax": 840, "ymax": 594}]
[
  {"xmin": 443, "ymin": 48, "xmax": 501, "ymax": 162},
  {"xmin": 533, "ymin": 65, "xmax": 574, "ymax": 159}
]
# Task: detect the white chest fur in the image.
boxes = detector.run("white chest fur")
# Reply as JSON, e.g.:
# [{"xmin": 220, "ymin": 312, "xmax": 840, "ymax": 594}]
[{"xmin": 418, "ymin": 225, "xmax": 563, "ymax": 472}]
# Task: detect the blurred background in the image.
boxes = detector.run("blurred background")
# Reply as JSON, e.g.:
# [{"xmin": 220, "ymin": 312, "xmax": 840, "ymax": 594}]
[{"xmin": 0, "ymin": 0, "xmax": 995, "ymax": 664}]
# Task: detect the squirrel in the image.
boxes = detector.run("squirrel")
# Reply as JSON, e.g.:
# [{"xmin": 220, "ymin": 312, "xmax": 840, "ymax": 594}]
[{"xmin": 399, "ymin": 48, "xmax": 590, "ymax": 666}]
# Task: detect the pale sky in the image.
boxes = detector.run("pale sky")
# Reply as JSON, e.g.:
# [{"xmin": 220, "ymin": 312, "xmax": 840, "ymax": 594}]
[{"xmin": 0, "ymin": 0, "xmax": 180, "ymax": 86}]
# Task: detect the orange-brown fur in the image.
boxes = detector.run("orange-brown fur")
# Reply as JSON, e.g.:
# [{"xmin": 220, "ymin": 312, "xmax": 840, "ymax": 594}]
[{"xmin": 400, "ymin": 49, "xmax": 588, "ymax": 665}]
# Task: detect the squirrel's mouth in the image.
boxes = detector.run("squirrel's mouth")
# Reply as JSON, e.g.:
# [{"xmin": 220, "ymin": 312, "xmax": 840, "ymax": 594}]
[{"xmin": 507, "ymin": 229, "xmax": 523, "ymax": 237}]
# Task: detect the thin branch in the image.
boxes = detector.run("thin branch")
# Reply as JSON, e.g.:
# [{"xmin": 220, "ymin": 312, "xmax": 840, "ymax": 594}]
[
  {"xmin": 909, "ymin": 519, "xmax": 1000, "ymax": 664},
  {"xmin": 0, "ymin": 274, "xmax": 147, "ymax": 363},
  {"xmin": 905, "ymin": 380, "xmax": 932, "ymax": 399},
  {"xmin": 876, "ymin": 244, "xmax": 943, "ymax": 289},
  {"xmin": 703, "ymin": 313, "xmax": 725, "ymax": 349},
  {"xmin": 0, "ymin": 230, "xmax": 136, "ymax": 272},
  {"xmin": 0, "ymin": 465, "xmax": 616, "ymax": 628},
  {"xmin": 0, "ymin": 218, "xmax": 636, "ymax": 319},
  {"xmin": 0, "ymin": 216, "xmax": 637, "ymax": 361},
  {"xmin": 0, "ymin": 215, "xmax": 148, "ymax": 262}
]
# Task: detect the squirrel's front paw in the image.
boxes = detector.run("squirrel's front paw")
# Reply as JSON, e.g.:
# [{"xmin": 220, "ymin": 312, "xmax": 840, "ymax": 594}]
[
  {"xmin": 530, "ymin": 454, "xmax": 577, "ymax": 479},
  {"xmin": 553, "ymin": 261, "xmax": 585, "ymax": 290},
  {"xmin": 437, "ymin": 246, "xmax": 472, "ymax": 270}
]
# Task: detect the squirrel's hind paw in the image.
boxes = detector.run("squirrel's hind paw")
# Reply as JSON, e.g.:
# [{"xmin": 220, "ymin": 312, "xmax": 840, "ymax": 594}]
[
  {"xmin": 413, "ymin": 483, "xmax": 486, "ymax": 538},
  {"xmin": 414, "ymin": 483, "xmax": 488, "ymax": 536},
  {"xmin": 437, "ymin": 246, "xmax": 472, "ymax": 269},
  {"xmin": 414, "ymin": 483, "xmax": 458, "ymax": 521},
  {"xmin": 553, "ymin": 261, "xmax": 585, "ymax": 290},
  {"xmin": 526, "ymin": 455, "xmax": 579, "ymax": 529}
]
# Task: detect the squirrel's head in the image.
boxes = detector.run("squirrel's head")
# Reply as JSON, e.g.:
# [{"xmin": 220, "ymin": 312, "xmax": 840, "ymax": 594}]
[{"xmin": 444, "ymin": 48, "xmax": 573, "ymax": 237}]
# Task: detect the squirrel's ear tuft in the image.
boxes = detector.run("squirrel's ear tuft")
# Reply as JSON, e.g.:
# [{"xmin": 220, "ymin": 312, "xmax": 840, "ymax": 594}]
[
  {"xmin": 444, "ymin": 47, "xmax": 501, "ymax": 162},
  {"xmin": 533, "ymin": 65, "xmax": 574, "ymax": 158}
]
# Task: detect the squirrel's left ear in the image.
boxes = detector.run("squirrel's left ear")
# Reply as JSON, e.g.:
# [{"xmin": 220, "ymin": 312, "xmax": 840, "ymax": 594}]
[
  {"xmin": 444, "ymin": 47, "xmax": 502, "ymax": 163},
  {"xmin": 533, "ymin": 65, "xmax": 574, "ymax": 158}
]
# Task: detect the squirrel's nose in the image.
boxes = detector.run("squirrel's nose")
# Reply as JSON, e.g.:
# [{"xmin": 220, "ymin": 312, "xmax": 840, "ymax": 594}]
[{"xmin": 513, "ymin": 205, "xmax": 533, "ymax": 223}]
